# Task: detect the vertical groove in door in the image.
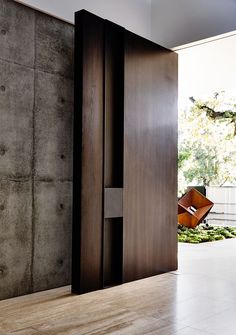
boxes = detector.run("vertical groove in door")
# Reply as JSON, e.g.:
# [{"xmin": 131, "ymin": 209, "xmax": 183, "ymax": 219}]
[
  {"xmin": 72, "ymin": 10, "xmax": 178, "ymax": 294},
  {"xmin": 103, "ymin": 21, "xmax": 124, "ymax": 287},
  {"xmin": 104, "ymin": 21, "xmax": 124, "ymax": 189}
]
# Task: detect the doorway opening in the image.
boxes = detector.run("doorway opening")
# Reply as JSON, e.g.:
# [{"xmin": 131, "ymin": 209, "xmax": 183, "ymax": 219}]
[{"xmin": 176, "ymin": 31, "xmax": 236, "ymax": 271}]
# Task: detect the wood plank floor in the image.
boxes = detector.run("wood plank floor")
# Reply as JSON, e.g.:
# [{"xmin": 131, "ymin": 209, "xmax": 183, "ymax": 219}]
[{"xmin": 1, "ymin": 239, "xmax": 236, "ymax": 334}]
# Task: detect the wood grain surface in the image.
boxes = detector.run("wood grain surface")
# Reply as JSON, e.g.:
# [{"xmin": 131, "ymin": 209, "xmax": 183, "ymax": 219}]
[
  {"xmin": 72, "ymin": 10, "xmax": 104, "ymax": 294},
  {"xmin": 123, "ymin": 31, "xmax": 178, "ymax": 282},
  {"xmin": 73, "ymin": 10, "xmax": 178, "ymax": 293}
]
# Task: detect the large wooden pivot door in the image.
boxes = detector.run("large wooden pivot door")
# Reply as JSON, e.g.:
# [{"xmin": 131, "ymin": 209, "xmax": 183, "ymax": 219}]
[{"xmin": 72, "ymin": 10, "xmax": 178, "ymax": 294}]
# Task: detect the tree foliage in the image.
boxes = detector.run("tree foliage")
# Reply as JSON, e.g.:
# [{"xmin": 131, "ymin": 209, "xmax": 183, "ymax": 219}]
[
  {"xmin": 178, "ymin": 92, "xmax": 236, "ymax": 196},
  {"xmin": 190, "ymin": 93, "xmax": 236, "ymax": 135}
]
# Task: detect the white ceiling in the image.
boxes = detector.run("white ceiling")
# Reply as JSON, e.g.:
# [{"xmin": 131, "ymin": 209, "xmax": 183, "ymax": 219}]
[
  {"xmin": 15, "ymin": 0, "xmax": 151, "ymax": 42},
  {"xmin": 16, "ymin": 0, "xmax": 236, "ymax": 48},
  {"xmin": 151, "ymin": 0, "xmax": 236, "ymax": 48}
]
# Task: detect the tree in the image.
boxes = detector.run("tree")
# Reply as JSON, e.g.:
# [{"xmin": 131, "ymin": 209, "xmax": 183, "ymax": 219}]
[
  {"xmin": 190, "ymin": 93, "xmax": 236, "ymax": 135},
  {"xmin": 178, "ymin": 92, "xmax": 236, "ymax": 196}
]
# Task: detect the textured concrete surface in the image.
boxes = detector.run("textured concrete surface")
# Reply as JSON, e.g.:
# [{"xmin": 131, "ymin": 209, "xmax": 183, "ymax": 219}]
[
  {"xmin": 34, "ymin": 70, "xmax": 73, "ymax": 181},
  {"xmin": 0, "ymin": 0, "xmax": 35, "ymax": 67},
  {"xmin": 0, "ymin": 0, "xmax": 74, "ymax": 300},
  {"xmin": 35, "ymin": 12, "xmax": 74, "ymax": 78},
  {"xmin": 0, "ymin": 59, "xmax": 33, "ymax": 178},
  {"xmin": 33, "ymin": 181, "xmax": 72, "ymax": 292},
  {"xmin": 0, "ymin": 180, "xmax": 32, "ymax": 300}
]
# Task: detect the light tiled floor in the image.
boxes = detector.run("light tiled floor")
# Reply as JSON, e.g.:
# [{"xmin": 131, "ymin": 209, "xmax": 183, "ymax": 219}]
[{"xmin": 1, "ymin": 239, "xmax": 236, "ymax": 334}]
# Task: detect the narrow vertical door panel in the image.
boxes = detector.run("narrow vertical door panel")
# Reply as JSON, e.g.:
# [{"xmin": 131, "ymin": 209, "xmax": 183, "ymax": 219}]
[
  {"xmin": 104, "ymin": 21, "xmax": 124, "ymax": 189},
  {"xmin": 103, "ymin": 21, "xmax": 124, "ymax": 287},
  {"xmin": 123, "ymin": 31, "xmax": 178, "ymax": 282},
  {"xmin": 72, "ymin": 10, "xmax": 104, "ymax": 294}
]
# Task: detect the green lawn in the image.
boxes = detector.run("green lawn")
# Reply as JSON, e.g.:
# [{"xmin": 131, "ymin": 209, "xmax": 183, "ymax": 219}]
[{"xmin": 178, "ymin": 224, "xmax": 236, "ymax": 243}]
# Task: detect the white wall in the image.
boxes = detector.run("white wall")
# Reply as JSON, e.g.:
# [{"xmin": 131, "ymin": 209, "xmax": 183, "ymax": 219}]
[
  {"xmin": 207, "ymin": 187, "xmax": 236, "ymax": 226},
  {"xmin": 16, "ymin": 0, "xmax": 152, "ymax": 41},
  {"xmin": 151, "ymin": 0, "xmax": 236, "ymax": 48},
  {"xmin": 178, "ymin": 35, "xmax": 236, "ymax": 103}
]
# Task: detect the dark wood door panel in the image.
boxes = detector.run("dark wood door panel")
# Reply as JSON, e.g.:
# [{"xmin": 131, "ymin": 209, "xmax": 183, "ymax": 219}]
[
  {"xmin": 72, "ymin": 10, "xmax": 104, "ymax": 294},
  {"xmin": 123, "ymin": 32, "xmax": 178, "ymax": 282},
  {"xmin": 72, "ymin": 10, "xmax": 178, "ymax": 293}
]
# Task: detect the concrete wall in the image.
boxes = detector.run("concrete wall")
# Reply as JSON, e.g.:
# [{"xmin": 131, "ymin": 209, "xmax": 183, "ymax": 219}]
[{"xmin": 0, "ymin": 0, "xmax": 73, "ymax": 299}]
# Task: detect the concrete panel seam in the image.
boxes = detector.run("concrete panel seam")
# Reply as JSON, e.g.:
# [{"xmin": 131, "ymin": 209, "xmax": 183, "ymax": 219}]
[
  {"xmin": 0, "ymin": 56, "xmax": 73, "ymax": 81},
  {"xmin": 30, "ymin": 13, "xmax": 36, "ymax": 292},
  {"xmin": 0, "ymin": 57, "xmax": 34, "ymax": 71},
  {"xmin": 34, "ymin": 178, "xmax": 73, "ymax": 183},
  {"xmin": 1, "ymin": 177, "xmax": 31, "ymax": 182},
  {"xmin": 34, "ymin": 67, "xmax": 74, "ymax": 81}
]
